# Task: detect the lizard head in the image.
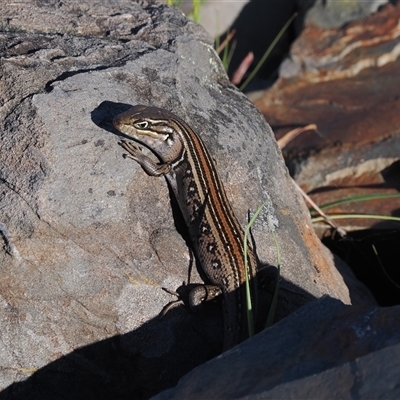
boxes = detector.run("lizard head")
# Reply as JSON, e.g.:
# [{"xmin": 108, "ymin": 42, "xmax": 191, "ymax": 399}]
[{"xmin": 113, "ymin": 105, "xmax": 185, "ymax": 163}]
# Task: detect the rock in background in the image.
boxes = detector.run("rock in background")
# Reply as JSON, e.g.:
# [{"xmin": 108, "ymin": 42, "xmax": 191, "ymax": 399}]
[
  {"xmin": 252, "ymin": 0, "xmax": 400, "ymax": 234},
  {"xmin": 249, "ymin": 0, "xmax": 400, "ymax": 307}
]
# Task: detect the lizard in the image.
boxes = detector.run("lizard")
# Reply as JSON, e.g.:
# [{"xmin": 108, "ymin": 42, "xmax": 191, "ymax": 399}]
[{"xmin": 113, "ymin": 105, "xmax": 259, "ymax": 350}]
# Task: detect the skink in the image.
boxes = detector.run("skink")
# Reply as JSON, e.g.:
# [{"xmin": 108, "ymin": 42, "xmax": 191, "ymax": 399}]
[{"xmin": 113, "ymin": 105, "xmax": 258, "ymax": 350}]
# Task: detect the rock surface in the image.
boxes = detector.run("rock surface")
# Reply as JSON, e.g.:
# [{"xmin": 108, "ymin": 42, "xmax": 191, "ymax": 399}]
[
  {"xmin": 251, "ymin": 1, "xmax": 400, "ymax": 234},
  {"xmin": 153, "ymin": 296, "xmax": 400, "ymax": 400},
  {"xmin": 0, "ymin": 0, "xmax": 373, "ymax": 398},
  {"xmin": 305, "ymin": 0, "xmax": 389, "ymax": 28}
]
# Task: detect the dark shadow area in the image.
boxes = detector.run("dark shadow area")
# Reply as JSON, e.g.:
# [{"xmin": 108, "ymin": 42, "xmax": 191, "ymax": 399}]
[
  {"xmin": 0, "ymin": 275, "xmax": 317, "ymax": 400},
  {"xmin": 91, "ymin": 101, "xmax": 133, "ymax": 138},
  {"xmin": 381, "ymin": 160, "xmax": 400, "ymax": 191},
  {"xmin": 308, "ymin": 162, "xmax": 400, "ymax": 306},
  {"xmin": 308, "ymin": 184, "xmax": 400, "ymax": 195},
  {"xmin": 324, "ymin": 227, "xmax": 400, "ymax": 307},
  {"xmin": 0, "ymin": 302, "xmax": 220, "ymax": 400},
  {"xmin": 218, "ymin": 0, "xmax": 315, "ymax": 91},
  {"xmin": 307, "ymin": 162, "xmax": 400, "ymax": 194}
]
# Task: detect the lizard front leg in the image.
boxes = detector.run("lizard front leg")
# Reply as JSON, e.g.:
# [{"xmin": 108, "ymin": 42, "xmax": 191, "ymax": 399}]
[{"xmin": 119, "ymin": 140, "xmax": 171, "ymax": 176}]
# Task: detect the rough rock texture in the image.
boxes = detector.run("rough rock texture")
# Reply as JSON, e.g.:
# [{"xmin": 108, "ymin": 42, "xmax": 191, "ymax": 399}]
[
  {"xmin": 305, "ymin": 0, "xmax": 389, "ymax": 28},
  {"xmin": 251, "ymin": 1, "xmax": 400, "ymax": 234},
  {"xmin": 153, "ymin": 296, "xmax": 400, "ymax": 400},
  {"xmin": 0, "ymin": 1, "xmax": 372, "ymax": 398}
]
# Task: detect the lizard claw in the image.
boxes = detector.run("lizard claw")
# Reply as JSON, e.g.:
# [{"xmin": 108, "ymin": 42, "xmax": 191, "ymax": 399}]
[
  {"xmin": 159, "ymin": 284, "xmax": 185, "ymax": 317},
  {"xmin": 119, "ymin": 140, "xmax": 141, "ymax": 151},
  {"xmin": 119, "ymin": 140, "xmax": 143, "ymax": 161}
]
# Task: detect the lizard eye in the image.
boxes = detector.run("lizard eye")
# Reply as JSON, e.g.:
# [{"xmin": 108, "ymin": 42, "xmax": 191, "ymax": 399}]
[{"xmin": 134, "ymin": 121, "xmax": 149, "ymax": 129}]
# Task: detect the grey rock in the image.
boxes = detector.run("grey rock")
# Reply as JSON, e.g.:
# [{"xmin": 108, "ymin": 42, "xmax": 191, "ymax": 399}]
[
  {"xmin": 305, "ymin": 0, "xmax": 389, "ymax": 28},
  {"xmin": 153, "ymin": 296, "xmax": 400, "ymax": 400},
  {"xmin": 253, "ymin": 342, "xmax": 400, "ymax": 399},
  {"xmin": 0, "ymin": 0, "xmax": 359, "ymax": 398}
]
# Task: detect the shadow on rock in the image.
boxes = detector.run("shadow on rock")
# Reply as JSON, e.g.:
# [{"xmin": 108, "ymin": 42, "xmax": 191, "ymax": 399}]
[{"xmin": 1, "ymin": 276, "xmax": 317, "ymax": 400}]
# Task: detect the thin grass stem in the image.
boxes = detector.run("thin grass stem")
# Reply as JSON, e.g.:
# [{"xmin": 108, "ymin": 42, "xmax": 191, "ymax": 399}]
[
  {"xmin": 239, "ymin": 12, "xmax": 297, "ymax": 91},
  {"xmin": 244, "ymin": 201, "xmax": 269, "ymax": 337}
]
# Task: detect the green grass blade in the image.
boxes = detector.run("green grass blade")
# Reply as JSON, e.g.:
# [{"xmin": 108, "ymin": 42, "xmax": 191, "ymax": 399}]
[
  {"xmin": 311, "ymin": 214, "xmax": 400, "ymax": 223},
  {"xmin": 224, "ymin": 40, "xmax": 237, "ymax": 71},
  {"xmin": 188, "ymin": 0, "xmax": 204, "ymax": 23},
  {"xmin": 244, "ymin": 201, "xmax": 269, "ymax": 337},
  {"xmin": 239, "ymin": 12, "xmax": 297, "ymax": 91},
  {"xmin": 265, "ymin": 222, "xmax": 280, "ymax": 328},
  {"xmin": 372, "ymin": 244, "xmax": 400, "ymax": 290},
  {"xmin": 165, "ymin": 0, "xmax": 183, "ymax": 7},
  {"xmin": 266, "ymin": 265, "xmax": 280, "ymax": 328},
  {"xmin": 311, "ymin": 193, "xmax": 400, "ymax": 214}
]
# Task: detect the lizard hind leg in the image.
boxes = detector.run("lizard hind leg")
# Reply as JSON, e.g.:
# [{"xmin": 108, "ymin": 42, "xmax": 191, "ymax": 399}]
[
  {"xmin": 188, "ymin": 285, "xmax": 223, "ymax": 311},
  {"xmin": 159, "ymin": 283, "xmax": 222, "ymax": 317}
]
